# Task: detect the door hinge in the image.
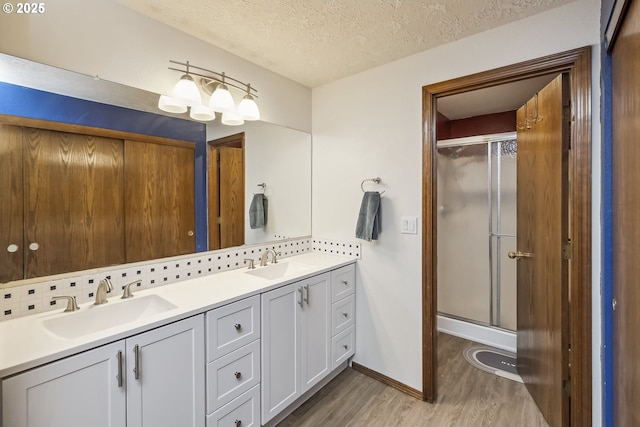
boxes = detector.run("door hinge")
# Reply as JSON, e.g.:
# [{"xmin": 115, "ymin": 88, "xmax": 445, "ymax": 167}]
[
  {"xmin": 562, "ymin": 240, "xmax": 572, "ymax": 260},
  {"xmin": 563, "ymin": 379, "xmax": 571, "ymax": 397},
  {"xmin": 563, "ymin": 105, "xmax": 572, "ymax": 150}
]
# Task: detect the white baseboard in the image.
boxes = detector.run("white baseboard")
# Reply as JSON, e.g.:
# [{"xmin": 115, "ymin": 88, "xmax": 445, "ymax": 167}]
[{"xmin": 437, "ymin": 315, "xmax": 517, "ymax": 353}]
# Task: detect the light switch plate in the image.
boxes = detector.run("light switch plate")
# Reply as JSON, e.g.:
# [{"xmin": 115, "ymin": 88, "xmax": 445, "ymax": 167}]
[{"xmin": 401, "ymin": 216, "xmax": 418, "ymax": 234}]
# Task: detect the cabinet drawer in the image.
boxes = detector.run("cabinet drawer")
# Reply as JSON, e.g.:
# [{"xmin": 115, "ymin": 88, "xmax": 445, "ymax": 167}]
[
  {"xmin": 331, "ymin": 325, "xmax": 355, "ymax": 370},
  {"xmin": 207, "ymin": 340, "xmax": 260, "ymax": 414},
  {"xmin": 207, "ymin": 384, "xmax": 260, "ymax": 427},
  {"xmin": 206, "ymin": 295, "xmax": 260, "ymax": 362},
  {"xmin": 331, "ymin": 294, "xmax": 355, "ymax": 336},
  {"xmin": 331, "ymin": 264, "xmax": 355, "ymax": 302}
]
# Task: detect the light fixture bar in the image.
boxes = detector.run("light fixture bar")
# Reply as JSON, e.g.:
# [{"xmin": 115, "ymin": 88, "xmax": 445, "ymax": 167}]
[{"xmin": 168, "ymin": 60, "xmax": 258, "ymax": 97}]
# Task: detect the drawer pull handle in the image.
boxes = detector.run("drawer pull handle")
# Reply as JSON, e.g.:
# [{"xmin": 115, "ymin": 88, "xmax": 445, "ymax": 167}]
[
  {"xmin": 342, "ymin": 312, "xmax": 348, "ymax": 318},
  {"xmin": 234, "ymin": 371, "xmax": 242, "ymax": 379},
  {"xmin": 235, "ymin": 420, "xmax": 242, "ymax": 427},
  {"xmin": 343, "ymin": 344, "xmax": 349, "ymax": 350},
  {"xmin": 234, "ymin": 323, "xmax": 242, "ymax": 331}
]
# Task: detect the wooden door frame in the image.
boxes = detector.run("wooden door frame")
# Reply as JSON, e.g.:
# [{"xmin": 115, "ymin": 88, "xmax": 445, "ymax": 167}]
[{"xmin": 422, "ymin": 47, "xmax": 592, "ymax": 426}]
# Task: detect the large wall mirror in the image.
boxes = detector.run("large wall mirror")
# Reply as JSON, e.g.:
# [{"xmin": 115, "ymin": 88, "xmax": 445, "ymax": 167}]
[{"xmin": 0, "ymin": 53, "xmax": 312, "ymax": 284}]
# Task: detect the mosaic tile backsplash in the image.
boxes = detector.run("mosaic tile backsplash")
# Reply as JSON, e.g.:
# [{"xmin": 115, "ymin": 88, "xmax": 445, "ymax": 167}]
[{"xmin": 1, "ymin": 237, "xmax": 358, "ymax": 321}]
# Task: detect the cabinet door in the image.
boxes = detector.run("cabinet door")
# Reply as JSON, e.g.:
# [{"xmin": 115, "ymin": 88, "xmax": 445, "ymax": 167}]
[
  {"xmin": 300, "ymin": 272, "xmax": 331, "ymax": 393},
  {"xmin": 261, "ymin": 282, "xmax": 300, "ymax": 423},
  {"xmin": 23, "ymin": 128, "xmax": 125, "ymax": 278},
  {"xmin": 125, "ymin": 140, "xmax": 195, "ymax": 262},
  {"xmin": 0, "ymin": 123, "xmax": 24, "ymax": 282},
  {"xmin": 2, "ymin": 341, "xmax": 126, "ymax": 427},
  {"xmin": 126, "ymin": 314, "xmax": 205, "ymax": 427}
]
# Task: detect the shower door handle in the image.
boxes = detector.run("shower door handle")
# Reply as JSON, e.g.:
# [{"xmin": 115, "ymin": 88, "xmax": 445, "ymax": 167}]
[{"xmin": 508, "ymin": 250, "xmax": 533, "ymax": 260}]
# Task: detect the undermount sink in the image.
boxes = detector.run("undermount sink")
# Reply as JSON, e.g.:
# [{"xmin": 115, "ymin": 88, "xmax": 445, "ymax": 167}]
[
  {"xmin": 43, "ymin": 294, "xmax": 177, "ymax": 340},
  {"xmin": 245, "ymin": 261, "xmax": 312, "ymax": 280}
]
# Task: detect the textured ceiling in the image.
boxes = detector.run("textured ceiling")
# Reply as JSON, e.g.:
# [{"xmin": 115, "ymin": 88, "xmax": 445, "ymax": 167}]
[{"xmin": 116, "ymin": 0, "xmax": 574, "ymax": 88}]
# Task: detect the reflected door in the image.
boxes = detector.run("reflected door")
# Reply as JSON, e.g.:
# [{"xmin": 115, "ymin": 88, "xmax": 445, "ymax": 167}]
[{"xmin": 208, "ymin": 139, "xmax": 245, "ymax": 250}]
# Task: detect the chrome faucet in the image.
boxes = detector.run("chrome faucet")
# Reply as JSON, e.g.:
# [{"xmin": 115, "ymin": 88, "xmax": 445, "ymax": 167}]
[
  {"xmin": 260, "ymin": 249, "xmax": 278, "ymax": 266},
  {"xmin": 94, "ymin": 278, "xmax": 113, "ymax": 305},
  {"xmin": 121, "ymin": 280, "xmax": 141, "ymax": 299}
]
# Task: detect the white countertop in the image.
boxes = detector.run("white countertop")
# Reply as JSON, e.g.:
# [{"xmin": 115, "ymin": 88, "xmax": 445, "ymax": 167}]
[{"xmin": 0, "ymin": 253, "xmax": 356, "ymax": 378}]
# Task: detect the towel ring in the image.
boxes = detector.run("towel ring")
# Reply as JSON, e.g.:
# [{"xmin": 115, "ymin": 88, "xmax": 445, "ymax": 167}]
[
  {"xmin": 361, "ymin": 177, "xmax": 385, "ymax": 195},
  {"xmin": 256, "ymin": 183, "xmax": 266, "ymax": 193}
]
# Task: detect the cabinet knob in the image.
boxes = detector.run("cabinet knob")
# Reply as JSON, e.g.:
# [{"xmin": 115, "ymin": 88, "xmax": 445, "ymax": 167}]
[
  {"xmin": 342, "ymin": 280, "xmax": 348, "ymax": 286},
  {"xmin": 234, "ymin": 371, "xmax": 242, "ymax": 379},
  {"xmin": 234, "ymin": 323, "xmax": 242, "ymax": 331},
  {"xmin": 187, "ymin": 230, "xmax": 194, "ymax": 237},
  {"xmin": 343, "ymin": 344, "xmax": 349, "ymax": 350},
  {"xmin": 342, "ymin": 312, "xmax": 348, "ymax": 318},
  {"xmin": 28, "ymin": 242, "xmax": 39, "ymax": 251},
  {"xmin": 235, "ymin": 420, "xmax": 242, "ymax": 427},
  {"xmin": 6, "ymin": 244, "xmax": 18, "ymax": 253}
]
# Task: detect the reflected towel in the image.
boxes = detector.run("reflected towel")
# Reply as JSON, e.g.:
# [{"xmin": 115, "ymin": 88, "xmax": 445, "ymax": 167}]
[
  {"xmin": 355, "ymin": 191, "xmax": 381, "ymax": 241},
  {"xmin": 249, "ymin": 193, "xmax": 268, "ymax": 229}
]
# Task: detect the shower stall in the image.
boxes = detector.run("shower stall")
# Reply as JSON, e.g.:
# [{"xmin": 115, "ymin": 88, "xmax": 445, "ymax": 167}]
[{"xmin": 437, "ymin": 132, "xmax": 517, "ymax": 336}]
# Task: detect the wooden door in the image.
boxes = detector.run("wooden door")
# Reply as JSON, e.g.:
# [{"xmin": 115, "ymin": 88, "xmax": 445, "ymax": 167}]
[
  {"xmin": 125, "ymin": 140, "xmax": 195, "ymax": 262},
  {"xmin": 2, "ymin": 341, "xmax": 126, "ymax": 427},
  {"xmin": 514, "ymin": 74, "xmax": 570, "ymax": 427},
  {"xmin": 126, "ymin": 315, "xmax": 205, "ymax": 427},
  {"xmin": 23, "ymin": 128, "xmax": 125, "ymax": 278},
  {"xmin": 208, "ymin": 137, "xmax": 245, "ymax": 251},
  {"xmin": 611, "ymin": 1, "xmax": 640, "ymax": 424},
  {"xmin": 0, "ymin": 124, "xmax": 24, "ymax": 282}
]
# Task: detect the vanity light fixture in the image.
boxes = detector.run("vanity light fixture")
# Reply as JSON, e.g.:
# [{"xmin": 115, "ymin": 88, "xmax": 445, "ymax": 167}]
[{"xmin": 158, "ymin": 60, "xmax": 260, "ymax": 125}]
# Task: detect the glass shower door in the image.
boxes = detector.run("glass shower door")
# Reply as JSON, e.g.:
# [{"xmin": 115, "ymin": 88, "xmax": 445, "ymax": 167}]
[
  {"xmin": 437, "ymin": 143, "xmax": 490, "ymax": 324},
  {"xmin": 490, "ymin": 139, "xmax": 517, "ymax": 331}
]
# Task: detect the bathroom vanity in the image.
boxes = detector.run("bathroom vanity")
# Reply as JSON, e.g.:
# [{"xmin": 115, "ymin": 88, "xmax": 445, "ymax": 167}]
[{"xmin": 0, "ymin": 253, "xmax": 356, "ymax": 427}]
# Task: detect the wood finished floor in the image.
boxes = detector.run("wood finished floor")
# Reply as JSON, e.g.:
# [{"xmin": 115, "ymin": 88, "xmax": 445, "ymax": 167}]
[{"xmin": 277, "ymin": 333, "xmax": 549, "ymax": 427}]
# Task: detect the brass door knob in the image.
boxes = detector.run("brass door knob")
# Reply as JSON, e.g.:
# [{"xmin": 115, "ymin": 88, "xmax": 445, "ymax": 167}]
[{"xmin": 508, "ymin": 250, "xmax": 533, "ymax": 260}]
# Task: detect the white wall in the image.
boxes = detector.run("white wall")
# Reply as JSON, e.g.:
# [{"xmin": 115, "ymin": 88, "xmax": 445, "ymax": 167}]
[
  {"xmin": 312, "ymin": 0, "xmax": 601, "ymax": 423},
  {"xmin": 0, "ymin": 0, "xmax": 311, "ymax": 132}
]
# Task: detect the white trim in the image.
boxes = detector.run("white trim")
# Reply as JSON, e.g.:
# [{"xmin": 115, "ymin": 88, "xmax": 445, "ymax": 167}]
[
  {"xmin": 437, "ymin": 315, "xmax": 517, "ymax": 353},
  {"xmin": 437, "ymin": 131, "xmax": 516, "ymax": 148},
  {"xmin": 605, "ymin": 0, "xmax": 628, "ymax": 50}
]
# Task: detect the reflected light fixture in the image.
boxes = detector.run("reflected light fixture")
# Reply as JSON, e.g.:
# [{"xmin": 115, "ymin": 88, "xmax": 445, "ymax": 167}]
[
  {"xmin": 158, "ymin": 60, "xmax": 260, "ymax": 125},
  {"xmin": 221, "ymin": 110, "xmax": 245, "ymax": 126}
]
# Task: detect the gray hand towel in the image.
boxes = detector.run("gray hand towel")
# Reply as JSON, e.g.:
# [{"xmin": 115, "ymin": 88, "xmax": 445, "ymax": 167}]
[
  {"xmin": 355, "ymin": 191, "xmax": 381, "ymax": 241},
  {"xmin": 250, "ymin": 193, "xmax": 268, "ymax": 229}
]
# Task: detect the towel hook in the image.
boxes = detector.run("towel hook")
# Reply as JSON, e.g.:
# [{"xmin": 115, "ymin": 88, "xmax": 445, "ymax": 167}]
[
  {"xmin": 257, "ymin": 183, "xmax": 266, "ymax": 193},
  {"xmin": 361, "ymin": 177, "xmax": 385, "ymax": 195}
]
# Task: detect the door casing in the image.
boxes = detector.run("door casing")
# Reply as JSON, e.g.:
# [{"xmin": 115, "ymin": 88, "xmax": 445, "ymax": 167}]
[{"xmin": 421, "ymin": 47, "xmax": 592, "ymax": 427}]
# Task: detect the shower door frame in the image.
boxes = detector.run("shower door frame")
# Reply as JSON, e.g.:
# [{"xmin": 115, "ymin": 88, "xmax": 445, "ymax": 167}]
[{"xmin": 421, "ymin": 47, "xmax": 592, "ymax": 427}]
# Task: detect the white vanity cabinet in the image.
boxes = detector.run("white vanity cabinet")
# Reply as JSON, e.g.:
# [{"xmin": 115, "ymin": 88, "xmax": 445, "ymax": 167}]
[
  {"xmin": 2, "ymin": 315, "xmax": 205, "ymax": 427},
  {"xmin": 330, "ymin": 264, "xmax": 356, "ymax": 369},
  {"xmin": 205, "ymin": 295, "xmax": 261, "ymax": 427},
  {"xmin": 261, "ymin": 272, "xmax": 332, "ymax": 424}
]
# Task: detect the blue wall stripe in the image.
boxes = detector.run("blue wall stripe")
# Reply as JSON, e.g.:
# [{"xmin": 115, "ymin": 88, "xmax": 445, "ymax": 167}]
[
  {"xmin": 600, "ymin": 2, "xmax": 615, "ymax": 426},
  {"xmin": 0, "ymin": 81, "xmax": 209, "ymax": 252}
]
